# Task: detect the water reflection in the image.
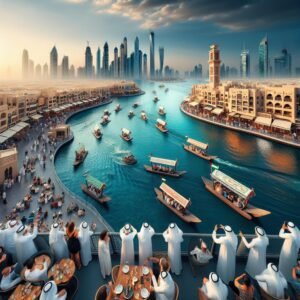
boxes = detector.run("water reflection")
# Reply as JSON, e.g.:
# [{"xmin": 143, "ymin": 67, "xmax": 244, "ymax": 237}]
[
  {"xmin": 225, "ymin": 130, "xmax": 255, "ymax": 157},
  {"xmin": 266, "ymin": 150, "xmax": 296, "ymax": 173}
]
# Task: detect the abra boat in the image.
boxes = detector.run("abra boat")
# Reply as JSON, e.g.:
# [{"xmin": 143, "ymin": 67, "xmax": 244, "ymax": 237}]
[
  {"xmin": 93, "ymin": 125, "xmax": 102, "ymax": 139},
  {"xmin": 154, "ymin": 182, "xmax": 201, "ymax": 223},
  {"xmin": 202, "ymin": 169, "xmax": 271, "ymax": 220},
  {"xmin": 140, "ymin": 111, "xmax": 148, "ymax": 121},
  {"xmin": 103, "ymin": 109, "xmax": 111, "ymax": 116},
  {"xmin": 115, "ymin": 104, "xmax": 121, "ymax": 112},
  {"xmin": 73, "ymin": 145, "xmax": 88, "ymax": 167},
  {"xmin": 153, "ymin": 96, "xmax": 159, "ymax": 103},
  {"xmin": 101, "ymin": 115, "xmax": 110, "ymax": 125},
  {"xmin": 144, "ymin": 156, "xmax": 186, "ymax": 177},
  {"xmin": 120, "ymin": 128, "xmax": 133, "ymax": 142},
  {"xmin": 122, "ymin": 154, "xmax": 137, "ymax": 165},
  {"xmin": 156, "ymin": 119, "xmax": 168, "ymax": 133},
  {"xmin": 81, "ymin": 175, "xmax": 110, "ymax": 204},
  {"xmin": 132, "ymin": 102, "xmax": 139, "ymax": 108},
  {"xmin": 158, "ymin": 106, "xmax": 166, "ymax": 116},
  {"xmin": 128, "ymin": 111, "xmax": 135, "ymax": 118},
  {"xmin": 183, "ymin": 137, "xmax": 217, "ymax": 161}
]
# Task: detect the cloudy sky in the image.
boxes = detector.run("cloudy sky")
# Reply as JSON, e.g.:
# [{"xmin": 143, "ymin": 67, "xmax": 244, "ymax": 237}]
[{"xmin": 0, "ymin": 0, "xmax": 300, "ymax": 78}]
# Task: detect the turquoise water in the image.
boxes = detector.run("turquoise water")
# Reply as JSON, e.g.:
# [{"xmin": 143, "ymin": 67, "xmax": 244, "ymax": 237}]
[{"xmin": 55, "ymin": 80, "xmax": 300, "ymax": 234}]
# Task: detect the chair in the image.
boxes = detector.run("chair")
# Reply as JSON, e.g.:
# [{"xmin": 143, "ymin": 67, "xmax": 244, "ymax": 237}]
[
  {"xmin": 112, "ymin": 265, "xmax": 120, "ymax": 283},
  {"xmin": 174, "ymin": 282, "xmax": 179, "ymax": 300},
  {"xmin": 94, "ymin": 285, "xmax": 107, "ymax": 300}
]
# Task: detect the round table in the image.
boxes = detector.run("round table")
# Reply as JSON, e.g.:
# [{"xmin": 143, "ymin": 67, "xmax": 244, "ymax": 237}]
[
  {"xmin": 48, "ymin": 258, "xmax": 75, "ymax": 285},
  {"xmin": 9, "ymin": 283, "xmax": 41, "ymax": 300}
]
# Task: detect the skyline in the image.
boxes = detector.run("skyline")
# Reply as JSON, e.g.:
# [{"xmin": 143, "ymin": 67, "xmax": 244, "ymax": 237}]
[{"xmin": 1, "ymin": 0, "xmax": 300, "ymax": 79}]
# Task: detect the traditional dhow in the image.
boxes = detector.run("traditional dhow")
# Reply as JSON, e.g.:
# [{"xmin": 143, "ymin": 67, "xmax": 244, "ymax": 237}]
[
  {"xmin": 132, "ymin": 102, "xmax": 139, "ymax": 108},
  {"xmin": 120, "ymin": 128, "xmax": 133, "ymax": 142},
  {"xmin": 128, "ymin": 111, "xmax": 135, "ymax": 118},
  {"xmin": 73, "ymin": 144, "xmax": 88, "ymax": 167},
  {"xmin": 103, "ymin": 109, "xmax": 111, "ymax": 116},
  {"xmin": 154, "ymin": 182, "xmax": 201, "ymax": 223},
  {"xmin": 158, "ymin": 106, "xmax": 166, "ymax": 116},
  {"xmin": 156, "ymin": 119, "xmax": 168, "ymax": 133},
  {"xmin": 114, "ymin": 104, "xmax": 122, "ymax": 112},
  {"xmin": 81, "ymin": 175, "xmax": 110, "ymax": 204},
  {"xmin": 153, "ymin": 96, "xmax": 159, "ymax": 103},
  {"xmin": 202, "ymin": 169, "xmax": 271, "ymax": 220},
  {"xmin": 144, "ymin": 156, "xmax": 186, "ymax": 177},
  {"xmin": 93, "ymin": 125, "xmax": 102, "ymax": 139},
  {"xmin": 101, "ymin": 115, "xmax": 110, "ymax": 125},
  {"xmin": 140, "ymin": 111, "xmax": 148, "ymax": 121},
  {"xmin": 183, "ymin": 137, "xmax": 217, "ymax": 161},
  {"xmin": 122, "ymin": 154, "xmax": 137, "ymax": 165}
]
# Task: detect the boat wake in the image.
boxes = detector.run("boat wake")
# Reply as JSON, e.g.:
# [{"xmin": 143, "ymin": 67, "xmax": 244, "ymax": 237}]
[{"xmin": 111, "ymin": 147, "xmax": 131, "ymax": 165}]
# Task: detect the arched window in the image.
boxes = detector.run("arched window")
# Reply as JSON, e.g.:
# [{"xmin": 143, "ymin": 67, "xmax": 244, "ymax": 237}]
[
  {"xmin": 8, "ymin": 167, "xmax": 12, "ymax": 179},
  {"xmin": 266, "ymin": 101, "xmax": 273, "ymax": 107},
  {"xmin": 275, "ymin": 95, "xmax": 282, "ymax": 101},
  {"xmin": 284, "ymin": 104, "xmax": 292, "ymax": 109},
  {"xmin": 0, "ymin": 113, "xmax": 6, "ymax": 119},
  {"xmin": 4, "ymin": 168, "xmax": 9, "ymax": 179},
  {"xmin": 266, "ymin": 94, "xmax": 273, "ymax": 100},
  {"xmin": 284, "ymin": 96, "xmax": 291, "ymax": 102},
  {"xmin": 275, "ymin": 103, "xmax": 282, "ymax": 108}
]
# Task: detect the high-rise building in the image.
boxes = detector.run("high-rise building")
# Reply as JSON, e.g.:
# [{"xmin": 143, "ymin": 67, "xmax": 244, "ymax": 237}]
[
  {"xmin": 69, "ymin": 65, "xmax": 75, "ymax": 78},
  {"xmin": 143, "ymin": 53, "xmax": 147, "ymax": 78},
  {"xmin": 114, "ymin": 47, "xmax": 118, "ymax": 78},
  {"xmin": 208, "ymin": 44, "xmax": 221, "ymax": 88},
  {"xmin": 43, "ymin": 63, "xmax": 48, "ymax": 78},
  {"xmin": 159, "ymin": 47, "xmax": 164, "ymax": 78},
  {"xmin": 139, "ymin": 50, "xmax": 143, "ymax": 77},
  {"xmin": 240, "ymin": 49, "xmax": 250, "ymax": 78},
  {"xmin": 103, "ymin": 42, "xmax": 109, "ymax": 77},
  {"xmin": 22, "ymin": 49, "xmax": 29, "ymax": 79},
  {"xmin": 29, "ymin": 59, "xmax": 34, "ymax": 78},
  {"xmin": 274, "ymin": 49, "xmax": 292, "ymax": 77},
  {"xmin": 35, "ymin": 64, "xmax": 42, "ymax": 79},
  {"xmin": 120, "ymin": 43, "xmax": 125, "ymax": 78},
  {"xmin": 259, "ymin": 37, "xmax": 268, "ymax": 77},
  {"xmin": 96, "ymin": 47, "xmax": 101, "ymax": 77},
  {"xmin": 130, "ymin": 53, "xmax": 134, "ymax": 78},
  {"xmin": 149, "ymin": 31, "xmax": 155, "ymax": 79},
  {"xmin": 62, "ymin": 56, "xmax": 69, "ymax": 79},
  {"xmin": 123, "ymin": 37, "xmax": 127, "ymax": 75},
  {"xmin": 134, "ymin": 37, "xmax": 140, "ymax": 79},
  {"xmin": 85, "ymin": 44, "xmax": 93, "ymax": 78},
  {"xmin": 50, "ymin": 46, "xmax": 58, "ymax": 79}
]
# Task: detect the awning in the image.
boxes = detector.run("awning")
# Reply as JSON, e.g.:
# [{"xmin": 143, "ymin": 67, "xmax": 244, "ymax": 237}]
[
  {"xmin": 160, "ymin": 183, "xmax": 190, "ymax": 209},
  {"xmin": 254, "ymin": 116, "xmax": 272, "ymax": 127},
  {"xmin": 211, "ymin": 169, "xmax": 253, "ymax": 199},
  {"xmin": 122, "ymin": 128, "xmax": 131, "ymax": 135},
  {"xmin": 21, "ymin": 116, "xmax": 29, "ymax": 122},
  {"xmin": 0, "ymin": 135, "xmax": 8, "ymax": 144},
  {"xmin": 240, "ymin": 115, "xmax": 254, "ymax": 121},
  {"xmin": 150, "ymin": 156, "xmax": 177, "ymax": 167},
  {"xmin": 272, "ymin": 119, "xmax": 292, "ymax": 131},
  {"xmin": 186, "ymin": 138, "xmax": 208, "ymax": 150},
  {"xmin": 204, "ymin": 106, "xmax": 214, "ymax": 111},
  {"xmin": 0, "ymin": 129, "xmax": 16, "ymax": 139},
  {"xmin": 30, "ymin": 114, "xmax": 42, "ymax": 121},
  {"xmin": 85, "ymin": 175, "xmax": 104, "ymax": 190},
  {"xmin": 211, "ymin": 107, "xmax": 224, "ymax": 116},
  {"xmin": 188, "ymin": 101, "xmax": 199, "ymax": 108},
  {"xmin": 157, "ymin": 119, "xmax": 166, "ymax": 126},
  {"xmin": 228, "ymin": 112, "xmax": 237, "ymax": 117},
  {"xmin": 18, "ymin": 122, "xmax": 29, "ymax": 129},
  {"xmin": 9, "ymin": 124, "xmax": 24, "ymax": 133}
]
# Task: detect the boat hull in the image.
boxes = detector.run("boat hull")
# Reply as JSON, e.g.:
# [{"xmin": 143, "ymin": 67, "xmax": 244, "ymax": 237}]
[
  {"xmin": 101, "ymin": 120, "xmax": 110, "ymax": 126},
  {"xmin": 155, "ymin": 125, "xmax": 168, "ymax": 133},
  {"xmin": 120, "ymin": 135, "xmax": 133, "ymax": 142},
  {"xmin": 73, "ymin": 151, "xmax": 88, "ymax": 167},
  {"xmin": 93, "ymin": 132, "xmax": 102, "ymax": 140},
  {"xmin": 154, "ymin": 188, "xmax": 201, "ymax": 223},
  {"xmin": 81, "ymin": 184, "xmax": 110, "ymax": 204},
  {"xmin": 144, "ymin": 165, "xmax": 186, "ymax": 177},
  {"xmin": 183, "ymin": 145, "xmax": 217, "ymax": 161},
  {"xmin": 123, "ymin": 158, "xmax": 137, "ymax": 165}
]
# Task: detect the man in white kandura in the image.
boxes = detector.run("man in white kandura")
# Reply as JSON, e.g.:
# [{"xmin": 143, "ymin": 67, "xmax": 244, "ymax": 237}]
[
  {"xmin": 278, "ymin": 221, "xmax": 300, "ymax": 280},
  {"xmin": 256, "ymin": 263, "xmax": 287, "ymax": 299},
  {"xmin": 3, "ymin": 220, "xmax": 19, "ymax": 258},
  {"xmin": 40, "ymin": 280, "xmax": 67, "ymax": 300},
  {"xmin": 240, "ymin": 226, "xmax": 269, "ymax": 277},
  {"xmin": 78, "ymin": 221, "xmax": 93, "ymax": 267},
  {"xmin": 14, "ymin": 223, "xmax": 38, "ymax": 265},
  {"xmin": 24, "ymin": 255, "xmax": 51, "ymax": 282},
  {"xmin": 49, "ymin": 223, "xmax": 69, "ymax": 261},
  {"xmin": 163, "ymin": 223, "xmax": 183, "ymax": 275},
  {"xmin": 200, "ymin": 272, "xmax": 228, "ymax": 300},
  {"xmin": 138, "ymin": 222, "xmax": 155, "ymax": 265},
  {"xmin": 190, "ymin": 240, "xmax": 213, "ymax": 264},
  {"xmin": 212, "ymin": 224, "xmax": 238, "ymax": 284},
  {"xmin": 120, "ymin": 224, "xmax": 137, "ymax": 265},
  {"xmin": 98, "ymin": 230, "xmax": 112, "ymax": 279}
]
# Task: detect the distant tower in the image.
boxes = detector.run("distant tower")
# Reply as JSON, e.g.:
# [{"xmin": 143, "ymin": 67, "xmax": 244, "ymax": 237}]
[
  {"xmin": 143, "ymin": 53, "xmax": 147, "ymax": 78},
  {"xmin": 85, "ymin": 43, "xmax": 93, "ymax": 78},
  {"xmin": 62, "ymin": 56, "xmax": 69, "ymax": 79},
  {"xmin": 43, "ymin": 63, "xmax": 48, "ymax": 78},
  {"xmin": 69, "ymin": 65, "xmax": 75, "ymax": 78},
  {"xmin": 29, "ymin": 59, "xmax": 34, "ymax": 78},
  {"xmin": 259, "ymin": 36, "xmax": 268, "ymax": 77},
  {"xmin": 120, "ymin": 43, "xmax": 125, "ymax": 78},
  {"xmin": 22, "ymin": 49, "xmax": 29, "ymax": 79},
  {"xmin": 139, "ymin": 50, "xmax": 143, "ymax": 77},
  {"xmin": 50, "ymin": 46, "xmax": 58, "ymax": 79},
  {"xmin": 114, "ymin": 47, "xmax": 118, "ymax": 78},
  {"xmin": 134, "ymin": 37, "xmax": 139, "ymax": 79},
  {"xmin": 149, "ymin": 31, "xmax": 155, "ymax": 79},
  {"xmin": 208, "ymin": 44, "xmax": 221, "ymax": 88},
  {"xmin": 35, "ymin": 64, "xmax": 42, "ymax": 79},
  {"xmin": 159, "ymin": 47, "xmax": 164, "ymax": 78},
  {"xmin": 103, "ymin": 42, "xmax": 109, "ymax": 77},
  {"xmin": 123, "ymin": 37, "xmax": 127, "ymax": 75},
  {"xmin": 96, "ymin": 47, "xmax": 101, "ymax": 77},
  {"xmin": 240, "ymin": 49, "xmax": 250, "ymax": 78}
]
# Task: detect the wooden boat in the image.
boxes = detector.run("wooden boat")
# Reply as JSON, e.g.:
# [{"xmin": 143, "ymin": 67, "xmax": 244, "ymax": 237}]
[
  {"xmin": 81, "ymin": 175, "xmax": 110, "ymax": 204},
  {"xmin": 153, "ymin": 96, "xmax": 159, "ymax": 103},
  {"xmin": 183, "ymin": 137, "xmax": 217, "ymax": 161},
  {"xmin": 101, "ymin": 115, "xmax": 110, "ymax": 125},
  {"xmin": 156, "ymin": 119, "xmax": 168, "ymax": 133},
  {"xmin": 73, "ymin": 145, "xmax": 88, "ymax": 167},
  {"xmin": 144, "ymin": 155, "xmax": 186, "ymax": 177},
  {"xmin": 114, "ymin": 104, "xmax": 121, "ymax": 112},
  {"xmin": 122, "ymin": 154, "xmax": 137, "ymax": 165},
  {"xmin": 103, "ymin": 109, "xmax": 111, "ymax": 116},
  {"xmin": 93, "ymin": 125, "xmax": 102, "ymax": 139},
  {"xmin": 158, "ymin": 106, "xmax": 166, "ymax": 116},
  {"xmin": 202, "ymin": 169, "xmax": 271, "ymax": 220},
  {"xmin": 132, "ymin": 102, "xmax": 139, "ymax": 108},
  {"xmin": 128, "ymin": 111, "xmax": 135, "ymax": 118},
  {"xmin": 140, "ymin": 111, "xmax": 148, "ymax": 121},
  {"xmin": 154, "ymin": 182, "xmax": 201, "ymax": 223},
  {"xmin": 120, "ymin": 128, "xmax": 133, "ymax": 142}
]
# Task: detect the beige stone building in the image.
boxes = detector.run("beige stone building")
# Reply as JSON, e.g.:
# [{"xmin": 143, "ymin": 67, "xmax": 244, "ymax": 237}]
[{"xmin": 0, "ymin": 148, "xmax": 18, "ymax": 183}]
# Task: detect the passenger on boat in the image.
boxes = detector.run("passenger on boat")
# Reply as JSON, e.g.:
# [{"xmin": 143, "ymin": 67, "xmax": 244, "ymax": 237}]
[
  {"xmin": 190, "ymin": 240, "xmax": 213, "ymax": 264},
  {"xmin": 200, "ymin": 272, "xmax": 228, "ymax": 300}
]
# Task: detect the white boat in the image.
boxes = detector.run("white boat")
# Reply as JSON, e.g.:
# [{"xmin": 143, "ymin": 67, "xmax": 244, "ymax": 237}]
[
  {"xmin": 101, "ymin": 115, "xmax": 110, "ymax": 125},
  {"xmin": 120, "ymin": 128, "xmax": 133, "ymax": 142},
  {"xmin": 158, "ymin": 106, "xmax": 166, "ymax": 116},
  {"xmin": 140, "ymin": 111, "xmax": 148, "ymax": 121},
  {"xmin": 93, "ymin": 125, "xmax": 102, "ymax": 139},
  {"xmin": 156, "ymin": 118, "xmax": 168, "ymax": 133}
]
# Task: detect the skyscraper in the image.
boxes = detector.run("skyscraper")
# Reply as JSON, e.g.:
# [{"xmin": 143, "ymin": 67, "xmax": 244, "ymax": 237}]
[
  {"xmin": 35, "ymin": 64, "xmax": 42, "ymax": 79},
  {"xmin": 22, "ymin": 49, "xmax": 29, "ymax": 79},
  {"xmin": 69, "ymin": 65, "xmax": 75, "ymax": 78},
  {"xmin": 96, "ymin": 47, "xmax": 101, "ymax": 77},
  {"xmin": 143, "ymin": 53, "xmax": 147, "ymax": 78},
  {"xmin": 130, "ymin": 53, "xmax": 134, "ymax": 78},
  {"xmin": 103, "ymin": 42, "xmax": 109, "ymax": 77},
  {"xmin": 149, "ymin": 31, "xmax": 155, "ymax": 79},
  {"xmin": 274, "ymin": 49, "xmax": 292, "ymax": 77},
  {"xmin": 62, "ymin": 56, "xmax": 69, "ymax": 79},
  {"xmin": 85, "ymin": 44, "xmax": 93, "ymax": 78},
  {"xmin": 29, "ymin": 59, "xmax": 34, "ymax": 78},
  {"xmin": 240, "ymin": 49, "xmax": 250, "ymax": 78},
  {"xmin": 134, "ymin": 37, "xmax": 139, "ymax": 79},
  {"xmin": 159, "ymin": 47, "xmax": 164, "ymax": 78},
  {"xmin": 123, "ymin": 37, "xmax": 127, "ymax": 75},
  {"xmin": 114, "ymin": 47, "xmax": 118, "ymax": 78},
  {"xmin": 208, "ymin": 44, "xmax": 221, "ymax": 88},
  {"xmin": 120, "ymin": 43, "xmax": 125, "ymax": 78},
  {"xmin": 43, "ymin": 63, "xmax": 48, "ymax": 79},
  {"xmin": 50, "ymin": 46, "xmax": 58, "ymax": 79},
  {"xmin": 139, "ymin": 50, "xmax": 143, "ymax": 77},
  {"xmin": 259, "ymin": 37, "xmax": 268, "ymax": 77}
]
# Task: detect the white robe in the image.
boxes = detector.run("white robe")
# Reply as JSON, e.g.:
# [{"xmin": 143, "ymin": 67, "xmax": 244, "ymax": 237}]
[
  {"xmin": 40, "ymin": 281, "xmax": 67, "ymax": 300},
  {"xmin": 49, "ymin": 226, "xmax": 69, "ymax": 261},
  {"xmin": 201, "ymin": 274, "xmax": 228, "ymax": 300},
  {"xmin": 138, "ymin": 225, "xmax": 155, "ymax": 265},
  {"xmin": 190, "ymin": 247, "xmax": 213, "ymax": 264},
  {"xmin": 278, "ymin": 226, "xmax": 300, "ymax": 280},
  {"xmin": 98, "ymin": 239, "xmax": 112, "ymax": 278},
  {"xmin": 3, "ymin": 224, "xmax": 18, "ymax": 257},
  {"xmin": 78, "ymin": 226, "xmax": 93, "ymax": 267},
  {"xmin": 0, "ymin": 229, "xmax": 5, "ymax": 248},
  {"xmin": 25, "ymin": 261, "xmax": 49, "ymax": 282},
  {"xmin": 212, "ymin": 229, "xmax": 238, "ymax": 284},
  {"xmin": 163, "ymin": 225, "xmax": 183, "ymax": 275},
  {"xmin": 120, "ymin": 226, "xmax": 137, "ymax": 265},
  {"xmin": 152, "ymin": 272, "xmax": 175, "ymax": 300},
  {"xmin": 0, "ymin": 271, "xmax": 22, "ymax": 290},
  {"xmin": 242, "ymin": 234, "xmax": 269, "ymax": 277}
]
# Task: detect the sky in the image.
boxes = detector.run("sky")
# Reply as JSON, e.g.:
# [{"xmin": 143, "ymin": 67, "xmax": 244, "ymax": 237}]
[{"xmin": 0, "ymin": 0, "xmax": 300, "ymax": 79}]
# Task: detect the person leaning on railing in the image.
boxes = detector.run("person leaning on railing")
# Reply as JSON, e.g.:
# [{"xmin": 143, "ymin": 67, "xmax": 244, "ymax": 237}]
[{"xmin": 66, "ymin": 222, "xmax": 81, "ymax": 269}]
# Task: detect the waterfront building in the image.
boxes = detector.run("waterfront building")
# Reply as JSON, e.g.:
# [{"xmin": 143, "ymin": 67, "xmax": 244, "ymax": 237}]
[
  {"xmin": 96, "ymin": 47, "xmax": 101, "ymax": 77},
  {"xmin": 22, "ymin": 49, "xmax": 29, "ymax": 79},
  {"xmin": 114, "ymin": 47, "xmax": 118, "ymax": 78},
  {"xmin": 50, "ymin": 46, "xmax": 58, "ymax": 79},
  {"xmin": 274, "ymin": 49, "xmax": 292, "ymax": 77},
  {"xmin": 134, "ymin": 37, "xmax": 140, "ymax": 79},
  {"xmin": 43, "ymin": 63, "xmax": 48, "ymax": 79},
  {"xmin": 143, "ymin": 53, "xmax": 147, "ymax": 78},
  {"xmin": 149, "ymin": 31, "xmax": 155, "ymax": 79},
  {"xmin": 208, "ymin": 44, "xmax": 221, "ymax": 89},
  {"xmin": 159, "ymin": 47, "xmax": 164, "ymax": 78},
  {"xmin": 120, "ymin": 43, "xmax": 125, "ymax": 78},
  {"xmin": 240, "ymin": 49, "xmax": 250, "ymax": 78},
  {"xmin": 85, "ymin": 44, "xmax": 93, "ymax": 78},
  {"xmin": 35, "ymin": 64, "xmax": 42, "ymax": 79},
  {"xmin": 103, "ymin": 42, "xmax": 109, "ymax": 77},
  {"xmin": 259, "ymin": 37, "xmax": 269, "ymax": 77},
  {"xmin": 62, "ymin": 56, "xmax": 69, "ymax": 79}
]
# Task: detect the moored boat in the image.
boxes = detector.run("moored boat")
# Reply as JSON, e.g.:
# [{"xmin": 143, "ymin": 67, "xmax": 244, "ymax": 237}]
[
  {"xmin": 183, "ymin": 137, "xmax": 217, "ymax": 161},
  {"xmin": 80, "ymin": 175, "xmax": 110, "ymax": 204},
  {"xmin": 153, "ymin": 96, "xmax": 159, "ymax": 103},
  {"xmin": 158, "ymin": 106, "xmax": 166, "ymax": 116},
  {"xmin": 132, "ymin": 102, "xmax": 139, "ymax": 108},
  {"xmin": 122, "ymin": 154, "xmax": 137, "ymax": 165},
  {"xmin": 128, "ymin": 111, "xmax": 135, "ymax": 118},
  {"xmin": 73, "ymin": 145, "xmax": 88, "ymax": 167},
  {"xmin": 144, "ymin": 155, "xmax": 186, "ymax": 177},
  {"xmin": 114, "ymin": 104, "xmax": 121, "ymax": 112},
  {"xmin": 120, "ymin": 128, "xmax": 133, "ymax": 142},
  {"xmin": 140, "ymin": 111, "xmax": 148, "ymax": 121},
  {"xmin": 101, "ymin": 115, "xmax": 110, "ymax": 125},
  {"xmin": 103, "ymin": 109, "xmax": 111, "ymax": 116},
  {"xmin": 93, "ymin": 125, "xmax": 102, "ymax": 139},
  {"xmin": 156, "ymin": 119, "xmax": 168, "ymax": 133},
  {"xmin": 202, "ymin": 168, "xmax": 271, "ymax": 220},
  {"xmin": 154, "ymin": 182, "xmax": 201, "ymax": 223}
]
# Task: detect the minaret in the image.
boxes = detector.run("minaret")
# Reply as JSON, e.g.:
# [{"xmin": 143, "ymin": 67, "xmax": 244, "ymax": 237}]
[{"xmin": 208, "ymin": 44, "xmax": 221, "ymax": 88}]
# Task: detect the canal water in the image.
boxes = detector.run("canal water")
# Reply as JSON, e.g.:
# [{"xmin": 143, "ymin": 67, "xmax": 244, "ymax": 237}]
[{"xmin": 55, "ymin": 80, "xmax": 300, "ymax": 234}]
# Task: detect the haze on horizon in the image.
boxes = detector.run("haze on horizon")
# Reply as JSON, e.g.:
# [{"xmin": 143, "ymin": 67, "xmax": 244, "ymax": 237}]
[{"xmin": 0, "ymin": 0, "xmax": 300, "ymax": 79}]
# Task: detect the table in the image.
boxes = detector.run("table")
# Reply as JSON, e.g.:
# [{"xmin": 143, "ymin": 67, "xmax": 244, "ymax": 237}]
[
  {"xmin": 9, "ymin": 283, "xmax": 41, "ymax": 300},
  {"xmin": 48, "ymin": 258, "xmax": 75, "ymax": 285},
  {"xmin": 107, "ymin": 265, "xmax": 153, "ymax": 300}
]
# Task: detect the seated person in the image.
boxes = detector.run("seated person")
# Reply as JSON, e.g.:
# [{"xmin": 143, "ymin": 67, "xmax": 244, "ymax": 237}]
[
  {"xmin": 24, "ymin": 255, "xmax": 51, "ymax": 282},
  {"xmin": 233, "ymin": 273, "xmax": 254, "ymax": 300},
  {"xmin": 40, "ymin": 280, "xmax": 67, "ymax": 300},
  {"xmin": 190, "ymin": 240, "xmax": 213, "ymax": 264},
  {"xmin": 145, "ymin": 256, "xmax": 170, "ymax": 279},
  {"xmin": 291, "ymin": 259, "xmax": 300, "ymax": 295},
  {"xmin": 200, "ymin": 272, "xmax": 228, "ymax": 300},
  {"xmin": 0, "ymin": 264, "xmax": 22, "ymax": 291}
]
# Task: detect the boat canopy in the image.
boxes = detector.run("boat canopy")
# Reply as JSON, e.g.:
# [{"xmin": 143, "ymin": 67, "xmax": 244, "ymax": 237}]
[
  {"xmin": 150, "ymin": 156, "xmax": 177, "ymax": 167},
  {"xmin": 160, "ymin": 182, "xmax": 190, "ymax": 209},
  {"xmin": 122, "ymin": 128, "xmax": 131, "ymax": 135},
  {"xmin": 103, "ymin": 115, "xmax": 109, "ymax": 120},
  {"xmin": 211, "ymin": 169, "xmax": 253, "ymax": 199},
  {"xmin": 94, "ymin": 125, "xmax": 100, "ymax": 131},
  {"xmin": 159, "ymin": 106, "xmax": 164, "ymax": 110},
  {"xmin": 187, "ymin": 138, "xmax": 208, "ymax": 150},
  {"xmin": 157, "ymin": 119, "xmax": 166, "ymax": 126},
  {"xmin": 141, "ymin": 112, "xmax": 146, "ymax": 116},
  {"xmin": 85, "ymin": 175, "xmax": 105, "ymax": 190}
]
